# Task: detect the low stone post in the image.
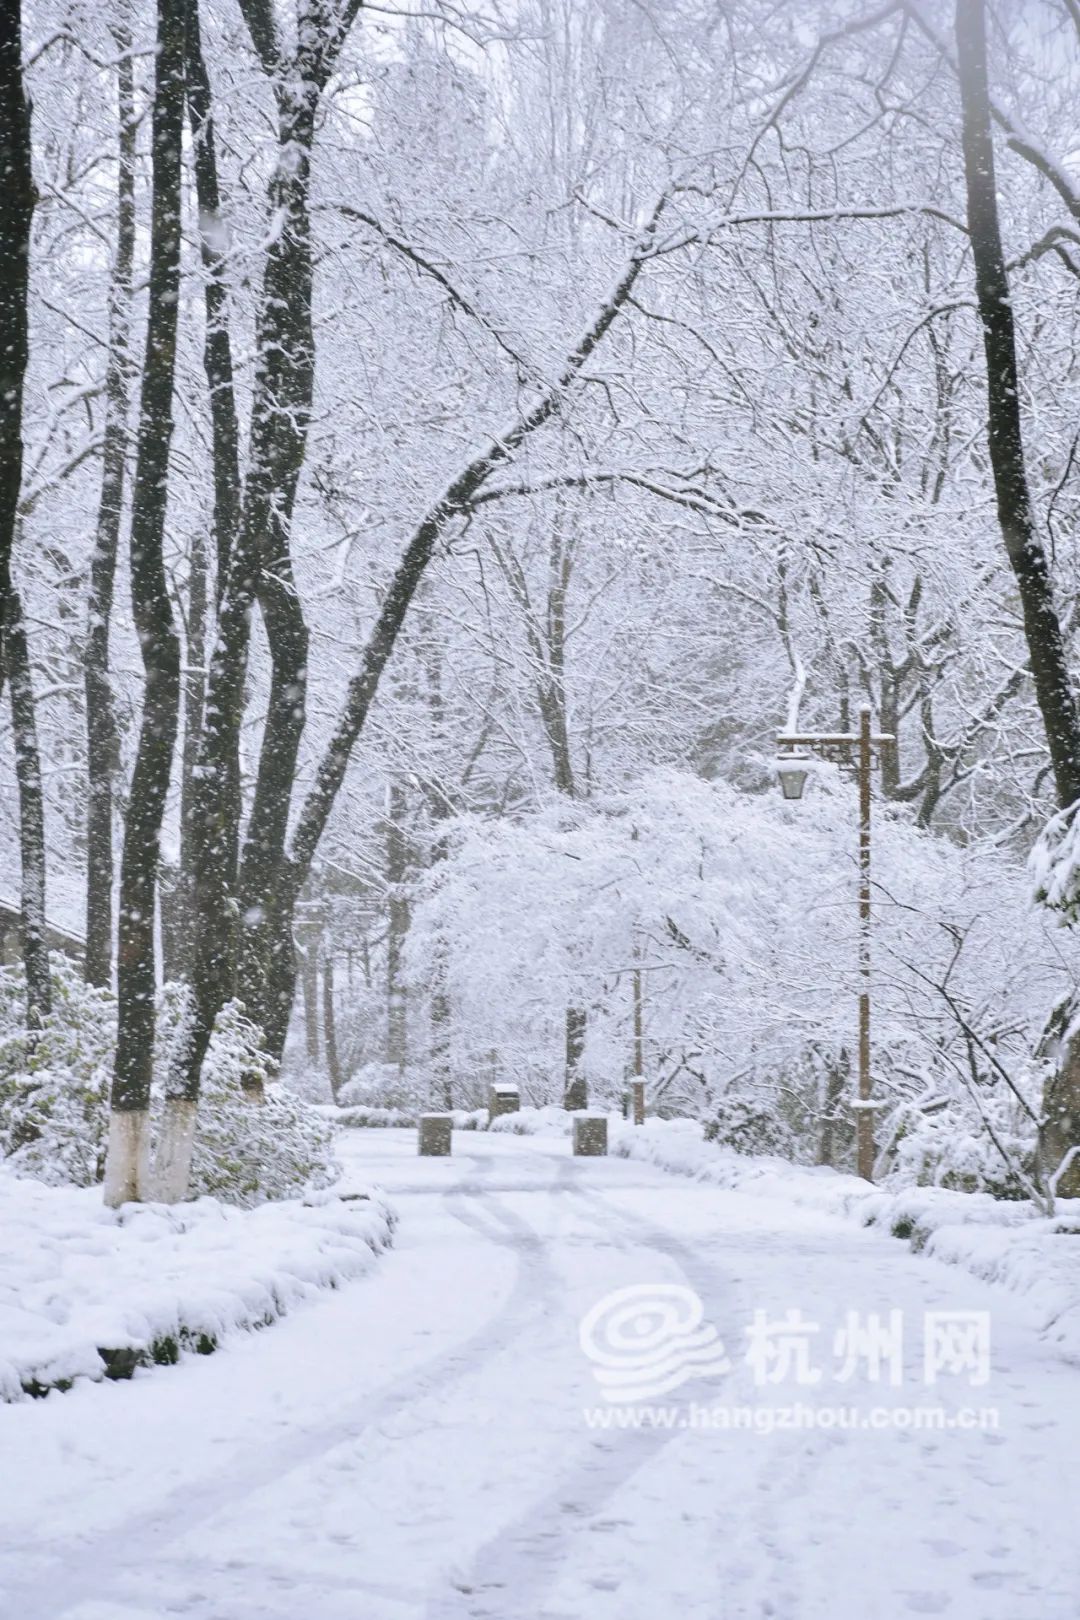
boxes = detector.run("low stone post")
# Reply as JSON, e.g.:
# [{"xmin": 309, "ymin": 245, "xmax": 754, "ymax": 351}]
[
  {"xmin": 488, "ymin": 1083, "xmax": 521, "ymax": 1123},
  {"xmin": 573, "ymin": 1113, "xmax": 608, "ymax": 1156},
  {"xmin": 418, "ymin": 1113, "xmax": 453, "ymax": 1156}
]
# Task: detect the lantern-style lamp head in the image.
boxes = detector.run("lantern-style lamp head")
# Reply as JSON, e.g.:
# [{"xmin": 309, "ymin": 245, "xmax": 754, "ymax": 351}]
[{"xmin": 776, "ymin": 755, "xmax": 809, "ymax": 801}]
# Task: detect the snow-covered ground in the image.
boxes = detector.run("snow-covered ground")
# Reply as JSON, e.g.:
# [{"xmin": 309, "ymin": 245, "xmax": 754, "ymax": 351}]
[
  {"xmin": 0, "ymin": 1128, "xmax": 1077, "ymax": 1619},
  {"xmin": 0, "ymin": 1174, "xmax": 393, "ymax": 1398},
  {"xmin": 611, "ymin": 1118, "xmax": 1080, "ymax": 1365}
]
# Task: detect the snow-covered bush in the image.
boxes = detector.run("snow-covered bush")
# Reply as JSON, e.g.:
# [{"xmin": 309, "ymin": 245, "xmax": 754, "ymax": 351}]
[
  {"xmin": 1030, "ymin": 802, "xmax": 1080, "ymax": 921},
  {"xmin": 338, "ymin": 1066, "xmax": 397, "ymax": 1109},
  {"xmin": 156, "ymin": 993, "xmax": 338, "ymax": 1206},
  {"xmin": 187, "ymin": 1075, "xmax": 338, "ymax": 1205},
  {"xmin": 0, "ymin": 958, "xmax": 113, "ymax": 1186},
  {"xmin": 0, "ymin": 964, "xmax": 336, "ymax": 1204},
  {"xmin": 337, "ymin": 1062, "xmax": 429, "ymax": 1112},
  {"xmin": 335, "ymin": 1104, "xmax": 417, "ymax": 1128},
  {"xmin": 886, "ymin": 1101, "xmax": 1032, "ymax": 1199},
  {"xmin": 704, "ymin": 1096, "xmax": 798, "ymax": 1160},
  {"xmin": 488, "ymin": 1104, "xmax": 575, "ymax": 1136}
]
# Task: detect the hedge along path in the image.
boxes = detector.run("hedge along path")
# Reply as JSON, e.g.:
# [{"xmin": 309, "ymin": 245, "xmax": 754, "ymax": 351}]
[{"xmin": 0, "ymin": 1183, "xmax": 393, "ymax": 1401}]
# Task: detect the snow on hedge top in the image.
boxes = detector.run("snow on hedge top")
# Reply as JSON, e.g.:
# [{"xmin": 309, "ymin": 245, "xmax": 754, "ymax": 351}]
[{"xmin": 0, "ymin": 1172, "xmax": 393, "ymax": 1400}]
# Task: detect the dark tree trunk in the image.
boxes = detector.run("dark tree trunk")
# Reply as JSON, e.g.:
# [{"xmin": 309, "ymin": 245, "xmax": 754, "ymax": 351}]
[
  {"xmin": 174, "ymin": 525, "xmax": 208, "ymax": 981},
  {"xmin": 184, "ymin": 0, "xmax": 240, "ymax": 590},
  {"xmin": 1036, "ymin": 997, "xmax": 1080, "ymax": 1201},
  {"xmin": 104, "ymin": 0, "xmax": 185, "ymax": 1206},
  {"xmin": 260, "ymin": 897, "xmax": 297, "ymax": 1064},
  {"xmin": 169, "ymin": 558, "xmax": 252, "ymax": 1100},
  {"xmin": 323, "ymin": 950, "xmax": 342, "ymax": 1099},
  {"xmin": 430, "ymin": 968, "xmax": 453, "ymax": 1109},
  {"xmin": 545, "ymin": 518, "xmax": 588, "ymax": 1108},
  {"xmin": 384, "ymin": 780, "xmax": 409, "ymax": 1074},
  {"xmin": 956, "ymin": 0, "xmax": 1080, "ymax": 809},
  {"xmin": 170, "ymin": 0, "xmax": 241, "ymax": 984},
  {"xmin": 301, "ymin": 937, "xmax": 320, "ymax": 1066},
  {"xmin": 0, "ymin": 0, "xmax": 33, "ymax": 685},
  {"xmin": 5, "ymin": 588, "xmax": 51, "ymax": 1028},
  {"xmin": 541, "ymin": 515, "xmax": 576, "ymax": 800},
  {"xmin": 158, "ymin": 861, "xmax": 184, "ymax": 983},
  {"xmin": 957, "ymin": 0, "xmax": 1080, "ymax": 1203},
  {"xmin": 0, "ymin": 3, "xmax": 46, "ymax": 1030},
  {"xmin": 168, "ymin": 21, "xmax": 328, "ymax": 1119},
  {"xmin": 85, "ymin": 24, "xmax": 135, "ymax": 989},
  {"xmin": 224, "ymin": 28, "xmax": 323, "ymax": 1040},
  {"xmin": 563, "ymin": 1008, "xmax": 587, "ymax": 1110},
  {"xmin": 235, "ymin": 564, "xmax": 309, "ymax": 1034},
  {"xmin": 427, "ymin": 841, "xmax": 454, "ymax": 1110},
  {"xmin": 422, "ymin": 636, "xmax": 454, "ymax": 1108}
]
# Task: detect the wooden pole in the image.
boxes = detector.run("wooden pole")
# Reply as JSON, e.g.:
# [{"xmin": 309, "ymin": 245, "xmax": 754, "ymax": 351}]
[
  {"xmin": 777, "ymin": 712, "xmax": 891, "ymax": 1182},
  {"xmin": 632, "ymin": 962, "xmax": 645, "ymax": 1124},
  {"xmin": 857, "ymin": 705, "xmax": 874, "ymax": 1181},
  {"xmin": 323, "ymin": 952, "xmax": 341, "ymax": 1099}
]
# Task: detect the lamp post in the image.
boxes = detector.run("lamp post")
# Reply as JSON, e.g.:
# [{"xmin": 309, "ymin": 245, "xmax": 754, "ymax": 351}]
[
  {"xmin": 775, "ymin": 705, "xmax": 894, "ymax": 1183},
  {"xmin": 631, "ymin": 959, "xmax": 645, "ymax": 1124}
]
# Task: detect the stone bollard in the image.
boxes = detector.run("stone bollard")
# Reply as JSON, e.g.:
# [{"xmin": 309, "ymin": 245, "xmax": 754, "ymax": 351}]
[
  {"xmin": 418, "ymin": 1113, "xmax": 453, "ymax": 1156},
  {"xmin": 573, "ymin": 1113, "xmax": 608, "ymax": 1157},
  {"xmin": 488, "ymin": 1083, "xmax": 521, "ymax": 1123}
]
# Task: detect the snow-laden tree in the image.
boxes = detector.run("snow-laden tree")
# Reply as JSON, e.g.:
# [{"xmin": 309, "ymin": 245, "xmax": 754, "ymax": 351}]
[
  {"xmin": 6, "ymin": 0, "xmax": 1080, "ymax": 1201},
  {"xmin": 407, "ymin": 767, "xmax": 1059, "ymax": 1174}
]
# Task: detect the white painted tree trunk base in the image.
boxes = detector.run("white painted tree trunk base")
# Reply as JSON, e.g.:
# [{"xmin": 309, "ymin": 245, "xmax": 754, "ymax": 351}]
[
  {"xmin": 153, "ymin": 1098, "xmax": 199, "ymax": 1203},
  {"xmin": 102, "ymin": 1109, "xmax": 152, "ymax": 1207}
]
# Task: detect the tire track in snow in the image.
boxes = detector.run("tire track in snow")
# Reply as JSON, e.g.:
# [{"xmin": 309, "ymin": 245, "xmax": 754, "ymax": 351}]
[
  {"xmin": 8, "ymin": 1152, "xmax": 567, "ymax": 1620},
  {"xmin": 547, "ymin": 1169, "xmax": 947, "ymax": 1620},
  {"xmin": 564, "ymin": 1163, "xmax": 848, "ymax": 1618},
  {"xmin": 424, "ymin": 1154, "xmax": 751, "ymax": 1620}
]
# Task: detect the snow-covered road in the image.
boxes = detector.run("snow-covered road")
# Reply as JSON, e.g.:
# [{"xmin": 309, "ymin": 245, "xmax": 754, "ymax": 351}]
[{"xmin": 1, "ymin": 1130, "xmax": 1076, "ymax": 1620}]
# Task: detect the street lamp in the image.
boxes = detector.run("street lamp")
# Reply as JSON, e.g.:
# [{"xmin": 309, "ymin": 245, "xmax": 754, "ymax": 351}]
[
  {"xmin": 775, "ymin": 705, "xmax": 894, "ymax": 1183},
  {"xmin": 775, "ymin": 757, "xmax": 810, "ymax": 801}
]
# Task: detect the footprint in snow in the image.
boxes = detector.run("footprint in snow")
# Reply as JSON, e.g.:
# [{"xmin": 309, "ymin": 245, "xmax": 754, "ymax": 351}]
[{"xmin": 902, "ymin": 1592, "xmax": 952, "ymax": 1614}]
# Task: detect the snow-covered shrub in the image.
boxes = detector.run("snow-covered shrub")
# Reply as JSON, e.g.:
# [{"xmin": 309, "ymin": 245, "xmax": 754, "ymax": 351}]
[
  {"xmin": 488, "ymin": 1104, "xmax": 575, "ymax": 1136},
  {"xmin": 337, "ymin": 1062, "xmax": 428, "ymax": 1112},
  {"xmin": 335, "ymin": 1104, "xmax": 417, "ymax": 1128},
  {"xmin": 886, "ymin": 1102, "xmax": 1033, "ymax": 1200},
  {"xmin": 0, "ymin": 966, "xmax": 336, "ymax": 1204},
  {"xmin": 704, "ymin": 1096, "xmax": 797, "ymax": 1159},
  {"xmin": 283, "ymin": 1059, "xmax": 336, "ymax": 1107},
  {"xmin": 157, "ymin": 995, "xmax": 339, "ymax": 1206},
  {"xmin": 187, "ymin": 1076, "xmax": 338, "ymax": 1206},
  {"xmin": 334, "ymin": 1103, "xmax": 484, "ymax": 1131},
  {"xmin": 1031, "ymin": 802, "xmax": 1080, "ymax": 922},
  {"xmin": 0, "ymin": 958, "xmax": 113, "ymax": 1186}
]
